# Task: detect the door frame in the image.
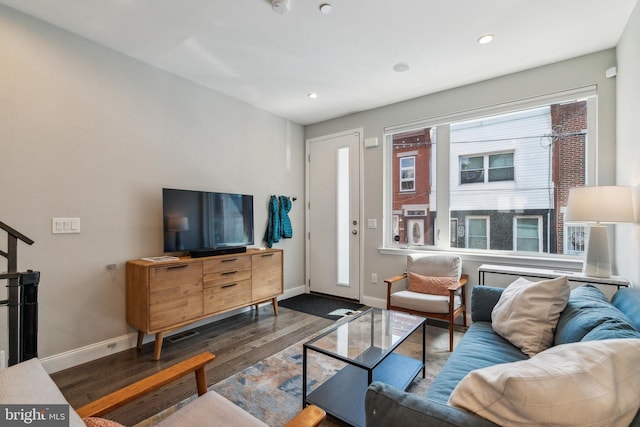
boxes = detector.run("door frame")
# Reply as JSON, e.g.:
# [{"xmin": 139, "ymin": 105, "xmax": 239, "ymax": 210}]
[{"xmin": 305, "ymin": 128, "xmax": 364, "ymax": 301}]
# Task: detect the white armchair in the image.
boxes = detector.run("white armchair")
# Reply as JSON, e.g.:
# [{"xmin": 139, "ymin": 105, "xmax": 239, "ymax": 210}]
[{"xmin": 385, "ymin": 254, "xmax": 468, "ymax": 351}]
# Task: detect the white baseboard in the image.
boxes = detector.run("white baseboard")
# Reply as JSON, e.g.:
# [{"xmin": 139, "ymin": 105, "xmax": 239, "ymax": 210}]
[
  {"xmin": 361, "ymin": 295, "xmax": 385, "ymax": 309},
  {"xmin": 279, "ymin": 285, "xmax": 306, "ymax": 300},
  {"xmin": 41, "ymin": 333, "xmax": 139, "ymax": 374},
  {"xmin": 42, "ymin": 285, "xmax": 309, "ymax": 373}
]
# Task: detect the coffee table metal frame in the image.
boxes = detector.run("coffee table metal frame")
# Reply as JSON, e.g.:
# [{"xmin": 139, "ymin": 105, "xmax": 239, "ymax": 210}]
[{"xmin": 302, "ymin": 308, "xmax": 426, "ymax": 427}]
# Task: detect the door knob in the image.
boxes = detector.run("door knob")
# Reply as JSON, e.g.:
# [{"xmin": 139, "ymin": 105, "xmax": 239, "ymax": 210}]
[{"xmin": 352, "ymin": 230, "xmax": 358, "ymax": 235}]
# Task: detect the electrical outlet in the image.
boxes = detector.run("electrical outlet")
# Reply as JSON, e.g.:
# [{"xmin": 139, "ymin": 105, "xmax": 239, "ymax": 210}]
[
  {"xmin": 107, "ymin": 343, "xmax": 116, "ymax": 349},
  {"xmin": 371, "ymin": 273, "xmax": 378, "ymax": 283}
]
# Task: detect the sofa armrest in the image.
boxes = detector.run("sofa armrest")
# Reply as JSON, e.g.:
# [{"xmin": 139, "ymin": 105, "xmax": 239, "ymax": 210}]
[
  {"xmin": 365, "ymin": 382, "xmax": 498, "ymax": 427},
  {"xmin": 470, "ymin": 286, "xmax": 504, "ymax": 322},
  {"xmin": 76, "ymin": 352, "xmax": 215, "ymax": 418}
]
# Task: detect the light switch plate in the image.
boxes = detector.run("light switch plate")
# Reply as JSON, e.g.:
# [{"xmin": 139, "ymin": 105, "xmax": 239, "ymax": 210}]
[
  {"xmin": 367, "ymin": 219, "xmax": 377, "ymax": 229},
  {"xmin": 52, "ymin": 218, "xmax": 80, "ymax": 234}
]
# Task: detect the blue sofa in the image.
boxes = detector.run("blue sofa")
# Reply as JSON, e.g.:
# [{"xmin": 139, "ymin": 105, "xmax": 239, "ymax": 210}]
[{"xmin": 365, "ymin": 285, "xmax": 640, "ymax": 427}]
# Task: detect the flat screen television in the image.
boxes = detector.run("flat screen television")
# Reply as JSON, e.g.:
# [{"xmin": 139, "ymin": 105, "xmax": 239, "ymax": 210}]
[{"xmin": 163, "ymin": 188, "xmax": 254, "ymax": 256}]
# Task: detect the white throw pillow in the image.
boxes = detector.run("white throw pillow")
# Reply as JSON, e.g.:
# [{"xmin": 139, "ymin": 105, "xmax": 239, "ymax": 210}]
[
  {"xmin": 491, "ymin": 276, "xmax": 569, "ymax": 356},
  {"xmin": 448, "ymin": 339, "xmax": 640, "ymax": 427}
]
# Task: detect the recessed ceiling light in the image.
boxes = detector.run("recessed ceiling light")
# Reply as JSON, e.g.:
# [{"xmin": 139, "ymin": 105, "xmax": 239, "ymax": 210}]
[
  {"xmin": 477, "ymin": 34, "xmax": 494, "ymax": 44},
  {"xmin": 272, "ymin": 0, "xmax": 290, "ymax": 14},
  {"xmin": 319, "ymin": 3, "xmax": 333, "ymax": 14},
  {"xmin": 308, "ymin": 92, "xmax": 318, "ymax": 99},
  {"xmin": 393, "ymin": 62, "xmax": 410, "ymax": 73}
]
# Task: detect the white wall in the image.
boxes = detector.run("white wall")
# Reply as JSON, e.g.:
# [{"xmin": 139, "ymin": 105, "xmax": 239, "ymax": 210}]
[
  {"xmin": 0, "ymin": 6, "xmax": 306, "ymax": 369},
  {"xmin": 305, "ymin": 50, "xmax": 619, "ymax": 308},
  {"xmin": 615, "ymin": 1, "xmax": 640, "ymax": 285}
]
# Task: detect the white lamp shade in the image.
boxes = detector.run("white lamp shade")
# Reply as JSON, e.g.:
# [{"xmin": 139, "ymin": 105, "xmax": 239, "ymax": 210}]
[{"xmin": 565, "ymin": 186, "xmax": 634, "ymax": 224}]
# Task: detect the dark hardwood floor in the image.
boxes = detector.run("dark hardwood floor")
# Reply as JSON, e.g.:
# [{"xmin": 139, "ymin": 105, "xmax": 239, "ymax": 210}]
[{"xmin": 51, "ymin": 306, "xmax": 334, "ymax": 426}]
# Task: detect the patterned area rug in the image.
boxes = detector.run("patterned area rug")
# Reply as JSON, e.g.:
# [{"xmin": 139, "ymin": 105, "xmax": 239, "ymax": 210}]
[{"xmin": 135, "ymin": 322, "xmax": 460, "ymax": 427}]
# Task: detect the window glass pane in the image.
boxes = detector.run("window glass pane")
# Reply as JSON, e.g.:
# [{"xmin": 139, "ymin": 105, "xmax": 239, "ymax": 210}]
[
  {"xmin": 400, "ymin": 157, "xmax": 415, "ymax": 167},
  {"xmin": 467, "ymin": 218, "xmax": 488, "ymax": 249},
  {"xmin": 390, "ymin": 128, "xmax": 436, "ymax": 246},
  {"xmin": 386, "ymin": 94, "xmax": 591, "ymax": 255},
  {"xmin": 488, "ymin": 166, "xmax": 514, "ymax": 181},
  {"xmin": 488, "ymin": 153, "xmax": 514, "ymax": 181},
  {"xmin": 461, "ymin": 156, "xmax": 483, "ymax": 170},
  {"xmin": 516, "ymin": 217, "xmax": 540, "ymax": 252},
  {"xmin": 460, "ymin": 156, "xmax": 484, "ymax": 184},
  {"xmin": 489, "ymin": 153, "xmax": 513, "ymax": 167},
  {"xmin": 565, "ymin": 223, "xmax": 586, "ymax": 255},
  {"xmin": 336, "ymin": 147, "xmax": 350, "ymax": 285},
  {"xmin": 449, "ymin": 99, "xmax": 588, "ymax": 254}
]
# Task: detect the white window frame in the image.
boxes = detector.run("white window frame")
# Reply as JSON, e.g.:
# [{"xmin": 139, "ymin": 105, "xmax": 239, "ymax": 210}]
[
  {"xmin": 383, "ymin": 86, "xmax": 597, "ymax": 259},
  {"xmin": 465, "ymin": 216, "xmax": 490, "ymax": 250},
  {"xmin": 513, "ymin": 215, "xmax": 543, "ymax": 253}
]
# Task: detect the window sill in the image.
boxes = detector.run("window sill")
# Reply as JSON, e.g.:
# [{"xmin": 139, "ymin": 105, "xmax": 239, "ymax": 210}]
[{"xmin": 378, "ymin": 246, "xmax": 584, "ymax": 272}]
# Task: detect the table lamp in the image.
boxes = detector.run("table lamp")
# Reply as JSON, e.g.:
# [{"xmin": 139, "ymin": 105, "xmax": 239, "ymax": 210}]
[
  {"xmin": 565, "ymin": 186, "xmax": 634, "ymax": 277},
  {"xmin": 168, "ymin": 216, "xmax": 189, "ymax": 251}
]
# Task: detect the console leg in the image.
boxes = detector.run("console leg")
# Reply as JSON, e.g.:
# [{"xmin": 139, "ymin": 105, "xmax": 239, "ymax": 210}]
[
  {"xmin": 154, "ymin": 332, "xmax": 164, "ymax": 360},
  {"xmin": 136, "ymin": 331, "xmax": 144, "ymax": 350},
  {"xmin": 272, "ymin": 297, "xmax": 279, "ymax": 316}
]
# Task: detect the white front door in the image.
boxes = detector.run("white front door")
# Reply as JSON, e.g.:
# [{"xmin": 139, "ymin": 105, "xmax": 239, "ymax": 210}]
[{"xmin": 306, "ymin": 130, "xmax": 361, "ymax": 300}]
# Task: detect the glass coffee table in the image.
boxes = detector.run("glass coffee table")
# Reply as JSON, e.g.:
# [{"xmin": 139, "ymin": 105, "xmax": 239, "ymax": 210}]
[{"xmin": 302, "ymin": 308, "xmax": 426, "ymax": 427}]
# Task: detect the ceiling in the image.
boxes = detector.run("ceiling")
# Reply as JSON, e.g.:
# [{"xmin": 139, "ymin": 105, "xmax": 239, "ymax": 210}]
[{"xmin": 1, "ymin": 0, "xmax": 637, "ymax": 125}]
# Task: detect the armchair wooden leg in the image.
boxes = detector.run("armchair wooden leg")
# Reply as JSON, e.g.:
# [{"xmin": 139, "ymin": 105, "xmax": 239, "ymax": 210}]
[{"xmin": 449, "ymin": 321, "xmax": 454, "ymax": 352}]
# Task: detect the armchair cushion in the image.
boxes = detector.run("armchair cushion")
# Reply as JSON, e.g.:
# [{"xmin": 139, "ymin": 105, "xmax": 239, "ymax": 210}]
[
  {"xmin": 491, "ymin": 276, "xmax": 569, "ymax": 356},
  {"xmin": 391, "ymin": 291, "xmax": 462, "ymax": 314},
  {"xmin": 408, "ymin": 272, "xmax": 457, "ymax": 296},
  {"xmin": 407, "ymin": 254, "xmax": 461, "ymax": 280},
  {"xmin": 155, "ymin": 391, "xmax": 268, "ymax": 427}
]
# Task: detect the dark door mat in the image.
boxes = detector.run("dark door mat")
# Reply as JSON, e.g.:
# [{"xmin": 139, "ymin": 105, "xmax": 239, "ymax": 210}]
[{"xmin": 279, "ymin": 293, "xmax": 365, "ymax": 320}]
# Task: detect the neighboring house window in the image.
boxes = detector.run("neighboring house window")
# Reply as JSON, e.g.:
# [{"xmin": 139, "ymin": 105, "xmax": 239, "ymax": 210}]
[
  {"xmin": 466, "ymin": 216, "xmax": 489, "ymax": 249},
  {"xmin": 386, "ymin": 88, "xmax": 594, "ymax": 256},
  {"xmin": 565, "ymin": 223, "xmax": 586, "ymax": 255},
  {"xmin": 460, "ymin": 152, "xmax": 514, "ymax": 184},
  {"xmin": 488, "ymin": 153, "xmax": 514, "ymax": 182},
  {"xmin": 399, "ymin": 156, "xmax": 416, "ymax": 192},
  {"xmin": 514, "ymin": 216, "xmax": 542, "ymax": 252},
  {"xmin": 460, "ymin": 156, "xmax": 484, "ymax": 184}
]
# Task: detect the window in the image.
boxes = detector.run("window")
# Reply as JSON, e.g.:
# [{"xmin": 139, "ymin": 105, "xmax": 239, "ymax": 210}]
[
  {"xmin": 399, "ymin": 156, "xmax": 416, "ymax": 192},
  {"xmin": 390, "ymin": 128, "xmax": 435, "ymax": 246},
  {"xmin": 565, "ymin": 223, "xmax": 586, "ymax": 255},
  {"xmin": 488, "ymin": 153, "xmax": 514, "ymax": 182},
  {"xmin": 514, "ymin": 216, "xmax": 542, "ymax": 252},
  {"xmin": 460, "ymin": 156, "xmax": 484, "ymax": 183},
  {"xmin": 460, "ymin": 152, "xmax": 514, "ymax": 184},
  {"xmin": 387, "ymin": 89, "xmax": 594, "ymax": 256},
  {"xmin": 466, "ymin": 217, "xmax": 489, "ymax": 249}
]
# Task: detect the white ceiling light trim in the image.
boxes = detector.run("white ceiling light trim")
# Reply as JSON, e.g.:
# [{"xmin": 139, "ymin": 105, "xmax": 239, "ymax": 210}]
[
  {"xmin": 319, "ymin": 3, "xmax": 333, "ymax": 14},
  {"xmin": 272, "ymin": 0, "xmax": 290, "ymax": 14},
  {"xmin": 477, "ymin": 33, "xmax": 495, "ymax": 44}
]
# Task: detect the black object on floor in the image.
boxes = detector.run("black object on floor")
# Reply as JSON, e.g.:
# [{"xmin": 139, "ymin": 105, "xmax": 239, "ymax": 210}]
[{"xmin": 279, "ymin": 293, "xmax": 365, "ymax": 320}]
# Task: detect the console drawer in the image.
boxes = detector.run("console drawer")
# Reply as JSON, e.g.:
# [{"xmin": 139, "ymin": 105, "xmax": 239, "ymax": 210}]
[
  {"xmin": 203, "ymin": 268, "xmax": 251, "ymax": 287},
  {"xmin": 204, "ymin": 279, "xmax": 252, "ymax": 314},
  {"xmin": 203, "ymin": 256, "xmax": 251, "ymax": 274}
]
